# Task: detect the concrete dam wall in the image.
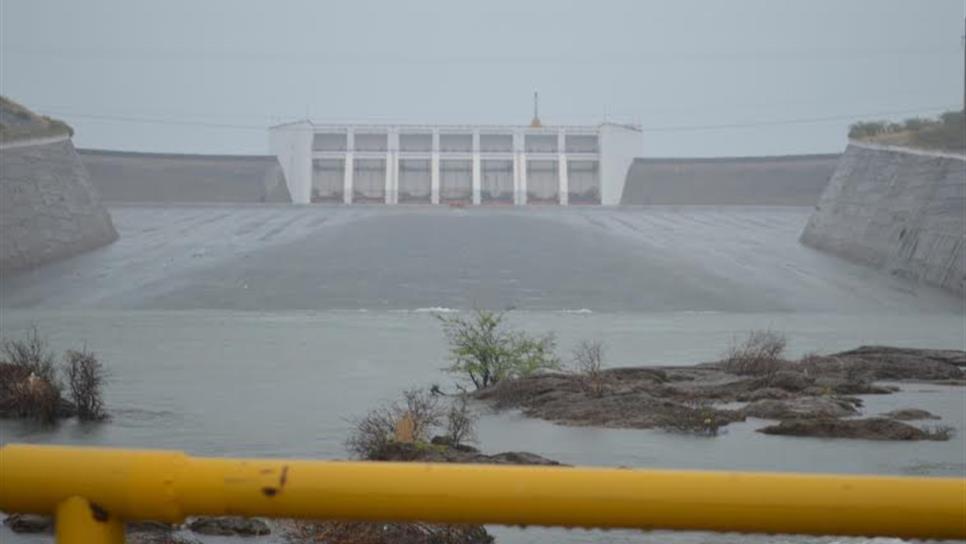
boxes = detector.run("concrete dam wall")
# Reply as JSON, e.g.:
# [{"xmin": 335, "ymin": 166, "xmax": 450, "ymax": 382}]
[
  {"xmin": 79, "ymin": 149, "xmax": 291, "ymax": 203},
  {"xmin": 621, "ymin": 154, "xmax": 840, "ymax": 205},
  {"xmin": 1, "ymin": 137, "xmax": 118, "ymax": 271},
  {"xmin": 801, "ymin": 142, "xmax": 965, "ymax": 294}
]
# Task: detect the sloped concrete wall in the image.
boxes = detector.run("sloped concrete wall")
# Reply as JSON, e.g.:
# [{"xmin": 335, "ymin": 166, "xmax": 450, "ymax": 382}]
[
  {"xmin": 79, "ymin": 149, "xmax": 291, "ymax": 203},
  {"xmin": 1, "ymin": 138, "xmax": 118, "ymax": 272},
  {"xmin": 621, "ymin": 154, "xmax": 839, "ymax": 205},
  {"xmin": 801, "ymin": 142, "xmax": 965, "ymax": 294}
]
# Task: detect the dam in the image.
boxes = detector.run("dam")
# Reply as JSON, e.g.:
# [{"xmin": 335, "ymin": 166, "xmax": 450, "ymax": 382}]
[{"xmin": 269, "ymin": 121, "xmax": 642, "ymax": 206}]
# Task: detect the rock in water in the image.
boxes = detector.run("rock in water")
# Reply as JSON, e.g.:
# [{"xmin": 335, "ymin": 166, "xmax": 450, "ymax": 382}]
[
  {"xmin": 3, "ymin": 514, "xmax": 52, "ymax": 533},
  {"xmin": 758, "ymin": 418, "xmax": 951, "ymax": 441},
  {"xmin": 881, "ymin": 408, "xmax": 941, "ymax": 421},
  {"xmin": 741, "ymin": 397, "xmax": 859, "ymax": 420},
  {"xmin": 187, "ymin": 517, "xmax": 270, "ymax": 536}
]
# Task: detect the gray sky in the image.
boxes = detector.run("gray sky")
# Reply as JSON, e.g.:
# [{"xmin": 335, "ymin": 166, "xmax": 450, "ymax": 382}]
[{"xmin": 1, "ymin": 0, "xmax": 963, "ymax": 156}]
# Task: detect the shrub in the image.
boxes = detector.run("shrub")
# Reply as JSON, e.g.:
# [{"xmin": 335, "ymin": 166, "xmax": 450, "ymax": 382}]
[
  {"xmin": 439, "ymin": 309, "xmax": 560, "ymax": 390},
  {"xmin": 572, "ymin": 340, "xmax": 605, "ymax": 397},
  {"xmin": 445, "ymin": 396, "xmax": 478, "ymax": 448},
  {"xmin": 0, "ymin": 328, "xmax": 63, "ymax": 423},
  {"xmin": 2, "ymin": 327, "xmax": 58, "ymax": 386},
  {"xmin": 64, "ymin": 349, "xmax": 107, "ymax": 421},
  {"xmin": 720, "ymin": 330, "xmax": 788, "ymax": 376},
  {"xmin": 346, "ymin": 388, "xmax": 443, "ymax": 459}
]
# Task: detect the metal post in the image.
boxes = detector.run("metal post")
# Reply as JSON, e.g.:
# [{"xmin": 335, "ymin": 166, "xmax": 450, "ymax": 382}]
[{"xmin": 1, "ymin": 444, "xmax": 963, "ymax": 540}]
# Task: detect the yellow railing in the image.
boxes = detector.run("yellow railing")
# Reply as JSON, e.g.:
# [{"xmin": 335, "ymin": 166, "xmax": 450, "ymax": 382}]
[{"xmin": 1, "ymin": 444, "xmax": 964, "ymax": 543}]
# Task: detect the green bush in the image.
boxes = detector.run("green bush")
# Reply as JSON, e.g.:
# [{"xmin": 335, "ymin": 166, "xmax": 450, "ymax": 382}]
[{"xmin": 439, "ymin": 309, "xmax": 560, "ymax": 390}]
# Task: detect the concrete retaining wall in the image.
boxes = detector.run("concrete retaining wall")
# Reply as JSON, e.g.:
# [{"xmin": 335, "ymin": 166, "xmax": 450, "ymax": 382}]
[
  {"xmin": 79, "ymin": 149, "xmax": 291, "ymax": 203},
  {"xmin": 800, "ymin": 142, "xmax": 965, "ymax": 294},
  {"xmin": 621, "ymin": 154, "xmax": 840, "ymax": 205},
  {"xmin": 1, "ymin": 137, "xmax": 118, "ymax": 272}
]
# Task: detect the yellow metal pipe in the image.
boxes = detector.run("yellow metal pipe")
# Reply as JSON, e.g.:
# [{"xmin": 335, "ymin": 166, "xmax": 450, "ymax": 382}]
[
  {"xmin": 1, "ymin": 444, "xmax": 964, "ymax": 540},
  {"xmin": 55, "ymin": 496, "xmax": 124, "ymax": 544}
]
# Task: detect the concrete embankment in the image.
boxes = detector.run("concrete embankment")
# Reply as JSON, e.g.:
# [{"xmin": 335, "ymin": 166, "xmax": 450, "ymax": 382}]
[
  {"xmin": 621, "ymin": 154, "xmax": 840, "ymax": 205},
  {"xmin": 79, "ymin": 149, "xmax": 291, "ymax": 203},
  {"xmin": 0, "ymin": 137, "xmax": 118, "ymax": 272},
  {"xmin": 801, "ymin": 142, "xmax": 965, "ymax": 295}
]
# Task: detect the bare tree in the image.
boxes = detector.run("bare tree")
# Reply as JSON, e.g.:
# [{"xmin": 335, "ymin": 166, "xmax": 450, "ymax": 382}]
[
  {"xmin": 445, "ymin": 396, "xmax": 477, "ymax": 448},
  {"xmin": 64, "ymin": 349, "xmax": 107, "ymax": 421},
  {"xmin": 572, "ymin": 340, "xmax": 605, "ymax": 397}
]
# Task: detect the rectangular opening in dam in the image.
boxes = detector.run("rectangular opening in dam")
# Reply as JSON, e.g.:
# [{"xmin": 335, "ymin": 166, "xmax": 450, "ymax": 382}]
[
  {"xmin": 312, "ymin": 159, "xmax": 344, "ymax": 202},
  {"xmin": 566, "ymin": 135, "xmax": 599, "ymax": 154},
  {"xmin": 439, "ymin": 134, "xmax": 473, "ymax": 153},
  {"xmin": 525, "ymin": 134, "xmax": 558, "ymax": 154},
  {"xmin": 527, "ymin": 160, "xmax": 559, "ymax": 204},
  {"xmin": 398, "ymin": 159, "xmax": 431, "ymax": 203},
  {"xmin": 440, "ymin": 159, "xmax": 472, "ymax": 202},
  {"xmin": 482, "ymin": 160, "xmax": 514, "ymax": 204},
  {"xmin": 352, "ymin": 158, "xmax": 386, "ymax": 203},
  {"xmin": 313, "ymin": 133, "xmax": 347, "ymax": 152},
  {"xmin": 399, "ymin": 133, "xmax": 433, "ymax": 153},
  {"xmin": 354, "ymin": 133, "xmax": 388, "ymax": 152},
  {"xmin": 480, "ymin": 134, "xmax": 513, "ymax": 153},
  {"xmin": 567, "ymin": 160, "xmax": 600, "ymax": 204}
]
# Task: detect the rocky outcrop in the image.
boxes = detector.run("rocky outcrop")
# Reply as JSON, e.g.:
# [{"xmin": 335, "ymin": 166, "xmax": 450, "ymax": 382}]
[
  {"xmin": 758, "ymin": 417, "xmax": 951, "ymax": 441},
  {"xmin": 1, "ymin": 138, "xmax": 117, "ymax": 272},
  {"xmin": 79, "ymin": 149, "xmax": 291, "ymax": 203},
  {"xmin": 472, "ymin": 346, "xmax": 963, "ymax": 439},
  {"xmin": 800, "ymin": 142, "xmax": 965, "ymax": 294},
  {"xmin": 621, "ymin": 154, "xmax": 839, "ymax": 205}
]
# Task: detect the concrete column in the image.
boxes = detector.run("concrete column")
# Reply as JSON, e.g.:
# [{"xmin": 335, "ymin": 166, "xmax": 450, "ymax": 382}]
[
  {"xmin": 431, "ymin": 129, "xmax": 440, "ymax": 205},
  {"xmin": 513, "ymin": 131, "xmax": 526, "ymax": 205},
  {"xmin": 343, "ymin": 129, "xmax": 354, "ymax": 205},
  {"xmin": 558, "ymin": 130, "xmax": 569, "ymax": 206},
  {"xmin": 385, "ymin": 130, "xmax": 397, "ymax": 205},
  {"xmin": 471, "ymin": 130, "xmax": 481, "ymax": 205}
]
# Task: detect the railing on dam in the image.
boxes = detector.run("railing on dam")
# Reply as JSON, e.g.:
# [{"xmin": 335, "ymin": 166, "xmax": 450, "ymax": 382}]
[{"xmin": 1, "ymin": 444, "xmax": 963, "ymax": 543}]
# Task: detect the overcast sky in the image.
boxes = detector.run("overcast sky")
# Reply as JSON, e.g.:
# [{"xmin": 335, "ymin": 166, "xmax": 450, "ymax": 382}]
[{"xmin": 1, "ymin": 0, "xmax": 963, "ymax": 156}]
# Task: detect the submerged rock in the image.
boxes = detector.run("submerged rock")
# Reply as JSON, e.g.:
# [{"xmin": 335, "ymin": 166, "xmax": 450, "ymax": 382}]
[
  {"xmin": 741, "ymin": 397, "xmax": 858, "ymax": 420},
  {"xmin": 286, "ymin": 520, "xmax": 493, "ymax": 544},
  {"xmin": 882, "ymin": 408, "xmax": 941, "ymax": 421},
  {"xmin": 369, "ymin": 439, "xmax": 562, "ymax": 466},
  {"xmin": 758, "ymin": 418, "xmax": 952, "ymax": 441},
  {"xmin": 3, "ymin": 514, "xmax": 52, "ymax": 533},
  {"xmin": 128, "ymin": 533, "xmax": 202, "ymax": 544},
  {"xmin": 187, "ymin": 516, "xmax": 270, "ymax": 536}
]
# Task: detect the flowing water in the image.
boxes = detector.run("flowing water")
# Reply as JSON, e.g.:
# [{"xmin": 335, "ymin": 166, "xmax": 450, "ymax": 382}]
[{"xmin": 1, "ymin": 205, "xmax": 963, "ymax": 543}]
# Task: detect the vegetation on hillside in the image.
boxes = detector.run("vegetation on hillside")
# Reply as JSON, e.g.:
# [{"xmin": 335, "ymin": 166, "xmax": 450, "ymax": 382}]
[
  {"xmin": 0, "ymin": 96, "xmax": 73, "ymax": 143},
  {"xmin": 849, "ymin": 110, "xmax": 965, "ymax": 152}
]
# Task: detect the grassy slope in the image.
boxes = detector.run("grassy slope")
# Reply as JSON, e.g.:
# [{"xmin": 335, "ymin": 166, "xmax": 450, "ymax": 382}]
[{"xmin": 0, "ymin": 96, "xmax": 72, "ymax": 143}]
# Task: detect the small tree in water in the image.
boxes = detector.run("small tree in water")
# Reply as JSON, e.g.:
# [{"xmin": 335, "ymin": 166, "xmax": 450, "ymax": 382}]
[
  {"xmin": 439, "ymin": 309, "xmax": 559, "ymax": 390},
  {"xmin": 64, "ymin": 349, "xmax": 107, "ymax": 421}
]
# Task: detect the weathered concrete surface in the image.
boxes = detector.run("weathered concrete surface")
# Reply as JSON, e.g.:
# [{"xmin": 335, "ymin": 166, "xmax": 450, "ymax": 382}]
[
  {"xmin": 79, "ymin": 149, "xmax": 291, "ymax": 203},
  {"xmin": 621, "ymin": 154, "xmax": 840, "ymax": 205},
  {"xmin": 800, "ymin": 143, "xmax": 966, "ymax": 294},
  {"xmin": 0, "ymin": 138, "xmax": 117, "ymax": 272}
]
